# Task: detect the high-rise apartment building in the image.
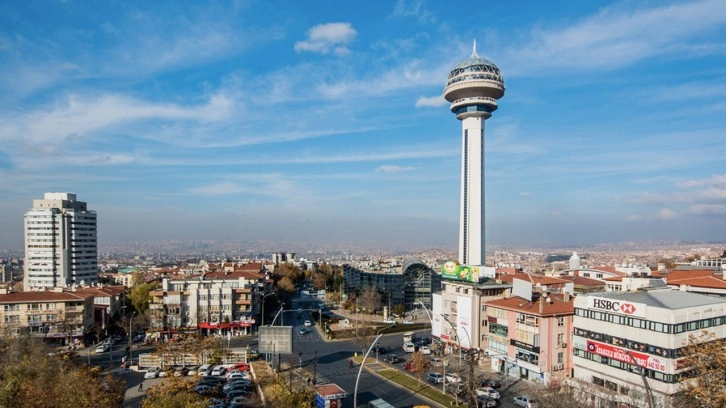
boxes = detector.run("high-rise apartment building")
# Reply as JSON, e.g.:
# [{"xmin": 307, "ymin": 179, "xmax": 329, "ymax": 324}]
[{"xmin": 23, "ymin": 193, "xmax": 98, "ymax": 290}]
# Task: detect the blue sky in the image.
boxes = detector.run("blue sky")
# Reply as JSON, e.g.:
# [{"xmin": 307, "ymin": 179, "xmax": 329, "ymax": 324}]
[{"xmin": 1, "ymin": 0, "xmax": 725, "ymax": 251}]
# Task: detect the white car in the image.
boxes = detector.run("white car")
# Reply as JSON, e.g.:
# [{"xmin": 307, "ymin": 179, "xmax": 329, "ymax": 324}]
[
  {"xmin": 304, "ymin": 320, "xmax": 312, "ymax": 327},
  {"xmin": 475, "ymin": 387, "xmax": 500, "ymax": 399},
  {"xmin": 198, "ymin": 364, "xmax": 212, "ymax": 376},
  {"xmin": 144, "ymin": 367, "xmax": 161, "ymax": 379},
  {"xmin": 95, "ymin": 345, "xmax": 109, "ymax": 353},
  {"xmin": 514, "ymin": 396, "xmax": 537, "ymax": 407},
  {"xmin": 211, "ymin": 365, "xmax": 227, "ymax": 376},
  {"xmin": 419, "ymin": 346, "xmax": 431, "ymax": 355},
  {"xmin": 227, "ymin": 370, "xmax": 250, "ymax": 380},
  {"xmin": 445, "ymin": 373, "xmax": 462, "ymax": 383}
]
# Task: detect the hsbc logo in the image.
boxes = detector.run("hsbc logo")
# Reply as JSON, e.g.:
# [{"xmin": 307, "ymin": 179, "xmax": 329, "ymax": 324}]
[{"xmin": 591, "ymin": 298, "xmax": 639, "ymax": 315}]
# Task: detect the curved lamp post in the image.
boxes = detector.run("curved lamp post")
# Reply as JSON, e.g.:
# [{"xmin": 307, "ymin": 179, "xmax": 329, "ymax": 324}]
[
  {"xmin": 624, "ymin": 350, "xmax": 655, "ymax": 408},
  {"xmin": 353, "ymin": 323, "xmax": 397, "ymax": 408},
  {"xmin": 260, "ymin": 292, "xmax": 274, "ymax": 327}
]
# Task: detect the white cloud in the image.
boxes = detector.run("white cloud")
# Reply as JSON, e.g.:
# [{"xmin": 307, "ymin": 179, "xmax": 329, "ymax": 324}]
[
  {"xmin": 392, "ymin": 0, "xmax": 437, "ymax": 24},
  {"xmin": 677, "ymin": 174, "xmax": 726, "ymax": 188},
  {"xmin": 519, "ymin": 192, "xmax": 531, "ymax": 197},
  {"xmin": 690, "ymin": 203, "xmax": 726, "ymax": 215},
  {"xmin": 507, "ymin": 0, "xmax": 726, "ymax": 73},
  {"xmin": 294, "ymin": 23, "xmax": 357, "ymax": 56},
  {"xmin": 187, "ymin": 182, "xmax": 249, "ymax": 196},
  {"xmin": 415, "ymin": 95, "xmax": 446, "ymax": 107},
  {"xmin": 375, "ymin": 165, "xmax": 415, "ymax": 173},
  {"xmin": 657, "ymin": 208, "xmax": 679, "ymax": 220}
]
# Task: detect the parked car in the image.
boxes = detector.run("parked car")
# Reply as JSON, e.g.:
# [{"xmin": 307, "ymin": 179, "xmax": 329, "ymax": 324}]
[
  {"xmin": 144, "ymin": 367, "xmax": 161, "ymax": 379},
  {"xmin": 227, "ymin": 371, "xmax": 250, "ymax": 380},
  {"xmin": 430, "ymin": 357, "xmax": 448, "ymax": 367},
  {"xmin": 426, "ymin": 372, "xmax": 444, "ymax": 384},
  {"xmin": 479, "ymin": 378, "xmax": 501, "ymax": 389},
  {"xmin": 158, "ymin": 369, "xmax": 170, "ymax": 378},
  {"xmin": 445, "ymin": 382, "xmax": 467, "ymax": 397},
  {"xmin": 416, "ymin": 337, "xmax": 432, "ymax": 346},
  {"xmin": 174, "ymin": 367, "xmax": 190, "ymax": 377},
  {"xmin": 445, "ymin": 373, "xmax": 462, "ymax": 383},
  {"xmin": 299, "ymin": 327, "xmax": 307, "ymax": 335},
  {"xmin": 475, "ymin": 387, "xmax": 500, "ymax": 400},
  {"xmin": 477, "ymin": 396, "xmax": 499, "ymax": 408},
  {"xmin": 231, "ymin": 363, "xmax": 250, "ymax": 372},
  {"xmin": 186, "ymin": 365, "xmax": 199, "ymax": 376},
  {"xmin": 211, "ymin": 365, "xmax": 227, "ymax": 376},
  {"xmin": 383, "ymin": 354, "xmax": 400, "ymax": 364},
  {"xmin": 224, "ymin": 380, "xmax": 252, "ymax": 391},
  {"xmin": 419, "ymin": 346, "xmax": 431, "ymax": 355},
  {"xmin": 194, "ymin": 384, "xmax": 214, "ymax": 395},
  {"xmin": 513, "ymin": 396, "xmax": 537, "ymax": 408},
  {"xmin": 198, "ymin": 364, "xmax": 212, "ymax": 376}
]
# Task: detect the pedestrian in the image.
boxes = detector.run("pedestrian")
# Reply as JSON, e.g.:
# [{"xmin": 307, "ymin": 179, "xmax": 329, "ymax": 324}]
[
  {"xmin": 349, "ymin": 359, "xmax": 353, "ymax": 368},
  {"xmin": 307, "ymin": 377, "xmax": 311, "ymax": 386},
  {"xmin": 138, "ymin": 383, "xmax": 143, "ymax": 392}
]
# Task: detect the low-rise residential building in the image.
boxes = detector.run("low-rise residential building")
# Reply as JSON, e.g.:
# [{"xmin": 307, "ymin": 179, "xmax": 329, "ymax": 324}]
[
  {"xmin": 74, "ymin": 285, "xmax": 126, "ymax": 337},
  {"xmin": 149, "ymin": 263, "xmax": 269, "ymax": 338},
  {"xmin": 482, "ymin": 278, "xmax": 575, "ymax": 385},
  {"xmin": 431, "ymin": 278, "xmax": 511, "ymax": 353},
  {"xmin": 571, "ymin": 287, "xmax": 726, "ymax": 407},
  {"xmin": 0, "ymin": 287, "xmax": 94, "ymax": 347}
]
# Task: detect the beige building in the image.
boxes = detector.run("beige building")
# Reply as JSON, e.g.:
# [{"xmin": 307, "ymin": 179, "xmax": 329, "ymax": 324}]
[
  {"xmin": 149, "ymin": 263, "xmax": 269, "ymax": 338},
  {"xmin": 0, "ymin": 287, "xmax": 94, "ymax": 346}
]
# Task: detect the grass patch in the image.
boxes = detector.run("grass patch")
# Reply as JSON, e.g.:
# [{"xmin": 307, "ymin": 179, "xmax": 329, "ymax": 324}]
[{"xmin": 375, "ymin": 369, "xmax": 463, "ymax": 407}]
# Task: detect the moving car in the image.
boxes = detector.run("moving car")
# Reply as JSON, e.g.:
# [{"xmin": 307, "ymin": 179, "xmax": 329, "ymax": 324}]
[
  {"xmin": 513, "ymin": 396, "xmax": 537, "ymax": 407},
  {"xmin": 144, "ymin": 367, "xmax": 161, "ymax": 379},
  {"xmin": 95, "ymin": 345, "xmax": 109, "ymax": 353},
  {"xmin": 299, "ymin": 327, "xmax": 307, "ymax": 335},
  {"xmin": 372, "ymin": 345, "xmax": 387, "ymax": 355},
  {"xmin": 402, "ymin": 341, "xmax": 415, "ymax": 353},
  {"xmin": 304, "ymin": 320, "xmax": 312, "ymax": 327},
  {"xmin": 419, "ymin": 346, "xmax": 431, "ymax": 355},
  {"xmin": 479, "ymin": 378, "xmax": 501, "ymax": 389},
  {"xmin": 426, "ymin": 373, "xmax": 444, "ymax": 384}
]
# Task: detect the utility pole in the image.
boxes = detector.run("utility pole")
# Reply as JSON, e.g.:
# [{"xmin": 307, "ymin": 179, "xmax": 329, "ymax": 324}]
[{"xmin": 313, "ymin": 350, "xmax": 318, "ymax": 384}]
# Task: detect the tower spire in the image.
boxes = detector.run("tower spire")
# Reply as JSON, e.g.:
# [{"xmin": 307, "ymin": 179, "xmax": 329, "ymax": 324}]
[{"xmin": 471, "ymin": 39, "xmax": 479, "ymax": 58}]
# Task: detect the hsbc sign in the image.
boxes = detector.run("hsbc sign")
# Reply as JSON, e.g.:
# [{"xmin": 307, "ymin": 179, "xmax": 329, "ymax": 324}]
[{"xmin": 587, "ymin": 296, "xmax": 646, "ymax": 318}]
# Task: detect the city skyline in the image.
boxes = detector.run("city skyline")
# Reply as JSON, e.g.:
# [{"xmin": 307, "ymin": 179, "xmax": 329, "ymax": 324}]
[{"xmin": 1, "ymin": 1, "xmax": 725, "ymax": 250}]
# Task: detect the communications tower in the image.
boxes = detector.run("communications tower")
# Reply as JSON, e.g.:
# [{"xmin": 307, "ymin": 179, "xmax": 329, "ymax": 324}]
[{"xmin": 444, "ymin": 42, "xmax": 505, "ymax": 267}]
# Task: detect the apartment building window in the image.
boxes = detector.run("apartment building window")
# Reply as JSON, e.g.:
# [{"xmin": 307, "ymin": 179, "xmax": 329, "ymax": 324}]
[
  {"xmin": 557, "ymin": 352, "xmax": 564, "ymax": 364},
  {"xmin": 455, "ymin": 287, "xmax": 460, "ymax": 293},
  {"xmin": 4, "ymin": 304, "xmax": 19, "ymax": 312},
  {"xmin": 45, "ymin": 303, "xmax": 56, "ymax": 310},
  {"xmin": 557, "ymin": 316, "xmax": 565, "ymax": 326},
  {"xmin": 4, "ymin": 316, "xmax": 19, "ymax": 323},
  {"xmin": 29, "ymin": 304, "xmax": 41, "ymax": 310},
  {"xmin": 593, "ymin": 376, "xmax": 604, "ymax": 387},
  {"xmin": 557, "ymin": 333, "xmax": 564, "ymax": 345}
]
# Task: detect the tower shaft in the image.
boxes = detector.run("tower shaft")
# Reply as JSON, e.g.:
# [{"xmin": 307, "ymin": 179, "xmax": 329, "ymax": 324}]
[{"xmin": 459, "ymin": 116, "xmax": 485, "ymax": 266}]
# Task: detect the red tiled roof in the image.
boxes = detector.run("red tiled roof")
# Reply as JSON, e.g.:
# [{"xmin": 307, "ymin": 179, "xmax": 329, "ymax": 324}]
[
  {"xmin": 667, "ymin": 276, "xmax": 726, "ymax": 289},
  {"xmin": 0, "ymin": 291, "xmax": 89, "ymax": 303},
  {"xmin": 314, "ymin": 383, "xmax": 347, "ymax": 398},
  {"xmin": 663, "ymin": 270, "xmax": 715, "ymax": 281},
  {"xmin": 484, "ymin": 293, "xmax": 575, "ymax": 316},
  {"xmin": 557, "ymin": 275, "xmax": 606, "ymax": 287},
  {"xmin": 498, "ymin": 273, "xmax": 569, "ymax": 286}
]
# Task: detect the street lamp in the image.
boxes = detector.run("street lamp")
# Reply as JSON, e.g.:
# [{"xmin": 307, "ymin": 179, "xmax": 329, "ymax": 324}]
[
  {"xmin": 353, "ymin": 323, "xmax": 397, "ymax": 408},
  {"xmin": 624, "ymin": 350, "xmax": 655, "ymax": 408},
  {"xmin": 128, "ymin": 310, "xmax": 136, "ymax": 365}
]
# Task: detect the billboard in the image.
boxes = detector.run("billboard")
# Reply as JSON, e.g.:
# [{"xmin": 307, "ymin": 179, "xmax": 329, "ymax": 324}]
[
  {"xmin": 457, "ymin": 295, "xmax": 472, "ymax": 348},
  {"xmin": 441, "ymin": 260, "xmax": 481, "ymax": 283},
  {"xmin": 431, "ymin": 293, "xmax": 443, "ymax": 339},
  {"xmin": 259, "ymin": 326, "xmax": 293, "ymax": 354},
  {"xmin": 587, "ymin": 296, "xmax": 647, "ymax": 318},
  {"xmin": 586, "ymin": 340, "xmax": 666, "ymax": 372}
]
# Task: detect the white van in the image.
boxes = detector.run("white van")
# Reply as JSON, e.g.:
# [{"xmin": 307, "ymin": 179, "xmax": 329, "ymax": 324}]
[{"xmin": 402, "ymin": 341, "xmax": 415, "ymax": 353}]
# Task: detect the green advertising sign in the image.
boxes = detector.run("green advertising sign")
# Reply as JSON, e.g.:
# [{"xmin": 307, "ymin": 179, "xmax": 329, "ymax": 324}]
[{"xmin": 441, "ymin": 260, "xmax": 480, "ymax": 283}]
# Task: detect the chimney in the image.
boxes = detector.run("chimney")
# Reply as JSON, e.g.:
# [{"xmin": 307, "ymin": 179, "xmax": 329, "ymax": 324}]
[{"xmin": 539, "ymin": 295, "xmax": 544, "ymax": 314}]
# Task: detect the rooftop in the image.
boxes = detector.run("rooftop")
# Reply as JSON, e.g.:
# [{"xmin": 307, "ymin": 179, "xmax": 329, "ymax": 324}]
[{"xmin": 582, "ymin": 289, "xmax": 726, "ymax": 309}]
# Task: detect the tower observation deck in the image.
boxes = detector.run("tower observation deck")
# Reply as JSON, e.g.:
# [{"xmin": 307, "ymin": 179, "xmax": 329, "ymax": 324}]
[{"xmin": 444, "ymin": 42, "xmax": 505, "ymax": 267}]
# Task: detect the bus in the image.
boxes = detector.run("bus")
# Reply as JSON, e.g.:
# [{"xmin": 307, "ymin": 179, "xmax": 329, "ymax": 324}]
[{"xmin": 403, "ymin": 331, "xmax": 415, "ymax": 343}]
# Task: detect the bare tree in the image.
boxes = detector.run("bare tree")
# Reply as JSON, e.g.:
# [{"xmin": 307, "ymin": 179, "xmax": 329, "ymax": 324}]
[{"xmin": 358, "ymin": 286, "xmax": 382, "ymax": 314}]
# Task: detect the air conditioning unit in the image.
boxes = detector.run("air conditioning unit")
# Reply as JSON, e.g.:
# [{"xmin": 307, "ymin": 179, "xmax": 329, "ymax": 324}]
[
  {"xmin": 561, "ymin": 342, "xmax": 567, "ymax": 348},
  {"xmin": 551, "ymin": 364, "xmax": 564, "ymax": 371}
]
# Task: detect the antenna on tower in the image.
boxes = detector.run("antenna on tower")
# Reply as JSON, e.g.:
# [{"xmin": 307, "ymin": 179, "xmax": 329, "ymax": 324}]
[{"xmin": 471, "ymin": 39, "xmax": 479, "ymax": 58}]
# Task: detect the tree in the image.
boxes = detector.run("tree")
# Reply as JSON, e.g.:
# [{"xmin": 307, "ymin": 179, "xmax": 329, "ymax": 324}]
[
  {"xmin": 358, "ymin": 286, "xmax": 382, "ymax": 314},
  {"xmin": 658, "ymin": 258, "xmax": 677, "ymax": 270},
  {"xmin": 409, "ymin": 351, "xmax": 429, "ymax": 385},
  {"xmin": 678, "ymin": 330, "xmax": 726, "ymax": 407},
  {"xmin": 153, "ymin": 333, "xmax": 224, "ymax": 368},
  {"xmin": 129, "ymin": 281, "xmax": 158, "ymax": 315},
  {"xmin": 312, "ymin": 272, "xmax": 327, "ymax": 291},
  {"xmin": 142, "ymin": 376, "xmax": 207, "ymax": 408},
  {"xmin": 277, "ymin": 276, "xmax": 296, "ymax": 294},
  {"xmin": 0, "ymin": 336, "xmax": 123, "ymax": 407}
]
